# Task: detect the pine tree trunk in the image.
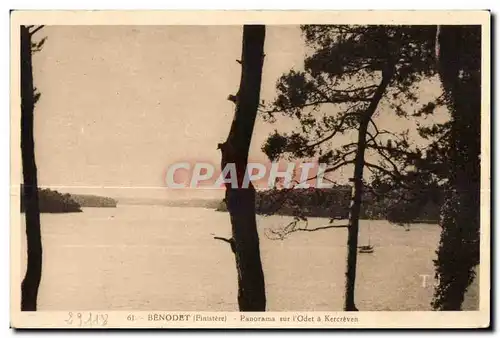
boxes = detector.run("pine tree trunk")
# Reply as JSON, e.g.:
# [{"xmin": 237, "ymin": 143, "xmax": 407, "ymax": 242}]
[
  {"xmin": 344, "ymin": 67, "xmax": 394, "ymax": 311},
  {"xmin": 432, "ymin": 25, "xmax": 481, "ymax": 310},
  {"xmin": 20, "ymin": 25, "xmax": 43, "ymax": 311},
  {"xmin": 219, "ymin": 25, "xmax": 266, "ymax": 311},
  {"xmin": 343, "ymin": 116, "xmax": 368, "ymax": 311}
]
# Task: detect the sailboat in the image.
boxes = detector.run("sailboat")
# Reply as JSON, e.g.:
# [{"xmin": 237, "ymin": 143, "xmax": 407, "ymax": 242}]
[{"xmin": 358, "ymin": 222, "xmax": 374, "ymax": 254}]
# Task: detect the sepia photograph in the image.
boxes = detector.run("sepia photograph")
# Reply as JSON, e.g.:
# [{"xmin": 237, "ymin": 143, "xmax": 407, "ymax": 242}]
[{"xmin": 10, "ymin": 10, "xmax": 490, "ymax": 328}]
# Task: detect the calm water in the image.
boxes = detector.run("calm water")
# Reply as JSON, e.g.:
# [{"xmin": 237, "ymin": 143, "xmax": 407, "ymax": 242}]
[{"xmin": 19, "ymin": 205, "xmax": 478, "ymax": 311}]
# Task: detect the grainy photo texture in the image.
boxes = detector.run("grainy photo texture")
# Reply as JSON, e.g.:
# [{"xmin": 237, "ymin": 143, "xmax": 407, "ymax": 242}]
[{"xmin": 11, "ymin": 11, "xmax": 490, "ymax": 329}]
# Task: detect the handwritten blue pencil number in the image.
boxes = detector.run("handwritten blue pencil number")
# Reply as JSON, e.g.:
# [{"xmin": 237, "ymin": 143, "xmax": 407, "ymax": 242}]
[{"xmin": 65, "ymin": 312, "xmax": 108, "ymax": 327}]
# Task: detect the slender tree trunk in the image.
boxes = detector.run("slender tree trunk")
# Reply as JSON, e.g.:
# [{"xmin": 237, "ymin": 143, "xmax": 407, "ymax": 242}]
[
  {"xmin": 20, "ymin": 25, "xmax": 43, "ymax": 311},
  {"xmin": 432, "ymin": 26, "xmax": 481, "ymax": 310},
  {"xmin": 219, "ymin": 25, "xmax": 266, "ymax": 311},
  {"xmin": 343, "ymin": 116, "xmax": 368, "ymax": 311},
  {"xmin": 344, "ymin": 67, "xmax": 394, "ymax": 311}
]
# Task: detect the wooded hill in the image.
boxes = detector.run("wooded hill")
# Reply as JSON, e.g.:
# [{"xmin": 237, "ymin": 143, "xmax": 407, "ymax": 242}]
[
  {"xmin": 216, "ymin": 185, "xmax": 441, "ymax": 223},
  {"xmin": 20, "ymin": 186, "xmax": 118, "ymax": 213}
]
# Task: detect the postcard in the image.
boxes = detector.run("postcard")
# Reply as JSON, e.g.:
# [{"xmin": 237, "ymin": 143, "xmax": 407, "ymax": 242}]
[{"xmin": 10, "ymin": 10, "xmax": 490, "ymax": 329}]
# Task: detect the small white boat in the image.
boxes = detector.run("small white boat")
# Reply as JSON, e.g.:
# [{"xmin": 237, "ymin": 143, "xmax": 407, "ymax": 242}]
[
  {"xmin": 358, "ymin": 222, "xmax": 374, "ymax": 253},
  {"xmin": 358, "ymin": 245, "xmax": 374, "ymax": 254}
]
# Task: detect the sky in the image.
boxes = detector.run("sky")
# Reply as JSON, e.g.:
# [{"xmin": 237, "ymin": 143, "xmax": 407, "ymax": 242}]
[
  {"xmin": 30, "ymin": 25, "xmax": 447, "ymax": 200},
  {"xmin": 31, "ymin": 25, "xmax": 307, "ymax": 199}
]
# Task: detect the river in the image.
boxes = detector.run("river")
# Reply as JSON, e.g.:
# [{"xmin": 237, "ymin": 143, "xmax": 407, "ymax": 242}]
[{"xmin": 19, "ymin": 205, "xmax": 478, "ymax": 311}]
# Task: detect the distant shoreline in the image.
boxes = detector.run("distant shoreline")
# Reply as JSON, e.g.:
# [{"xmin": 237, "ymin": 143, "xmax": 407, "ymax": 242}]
[
  {"xmin": 20, "ymin": 186, "xmax": 118, "ymax": 213},
  {"xmin": 213, "ymin": 187, "xmax": 440, "ymax": 224}
]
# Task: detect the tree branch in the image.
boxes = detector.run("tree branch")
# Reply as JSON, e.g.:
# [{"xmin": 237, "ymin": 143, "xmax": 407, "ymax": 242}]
[
  {"xmin": 330, "ymin": 85, "xmax": 378, "ymax": 94},
  {"xmin": 266, "ymin": 222, "xmax": 349, "ymax": 240},
  {"xmin": 368, "ymin": 117, "xmax": 380, "ymax": 137},
  {"xmin": 214, "ymin": 236, "xmax": 236, "ymax": 253},
  {"xmin": 303, "ymin": 159, "xmax": 355, "ymax": 183},
  {"xmin": 310, "ymin": 79, "xmax": 373, "ymax": 104},
  {"xmin": 300, "ymin": 111, "xmax": 360, "ymax": 150},
  {"xmin": 29, "ymin": 25, "xmax": 45, "ymax": 36},
  {"xmin": 214, "ymin": 236, "xmax": 232, "ymax": 244},
  {"xmin": 364, "ymin": 161, "xmax": 411, "ymax": 190},
  {"xmin": 294, "ymin": 224, "xmax": 349, "ymax": 232}
]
